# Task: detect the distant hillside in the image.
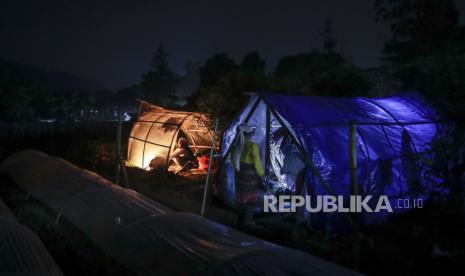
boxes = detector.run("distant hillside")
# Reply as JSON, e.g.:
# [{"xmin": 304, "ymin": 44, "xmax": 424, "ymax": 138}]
[{"xmin": 0, "ymin": 57, "xmax": 101, "ymax": 92}]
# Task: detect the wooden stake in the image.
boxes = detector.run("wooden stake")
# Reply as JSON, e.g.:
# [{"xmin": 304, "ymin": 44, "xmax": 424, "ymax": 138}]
[{"xmin": 349, "ymin": 121, "xmax": 360, "ymax": 267}]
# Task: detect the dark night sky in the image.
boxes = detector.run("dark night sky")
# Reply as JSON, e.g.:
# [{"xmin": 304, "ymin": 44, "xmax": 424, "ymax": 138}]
[{"xmin": 1, "ymin": 0, "xmax": 464, "ymax": 90}]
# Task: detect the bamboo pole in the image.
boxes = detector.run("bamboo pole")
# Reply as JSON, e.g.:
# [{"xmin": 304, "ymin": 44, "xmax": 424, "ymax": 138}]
[
  {"xmin": 115, "ymin": 109, "xmax": 122, "ymax": 185},
  {"xmin": 265, "ymin": 107, "xmax": 271, "ymax": 192},
  {"xmin": 264, "ymin": 99, "xmax": 353, "ymax": 225},
  {"xmin": 114, "ymin": 110, "xmax": 130, "ymax": 188},
  {"xmin": 219, "ymin": 98, "xmax": 262, "ymax": 167},
  {"xmin": 201, "ymin": 119, "xmax": 219, "ymax": 217},
  {"xmin": 349, "ymin": 121, "xmax": 360, "ymax": 267}
]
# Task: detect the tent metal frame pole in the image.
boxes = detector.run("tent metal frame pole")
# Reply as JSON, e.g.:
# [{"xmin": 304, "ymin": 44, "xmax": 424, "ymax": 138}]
[
  {"xmin": 141, "ymin": 112, "xmax": 167, "ymax": 168},
  {"xmin": 360, "ymin": 98, "xmax": 418, "ymax": 153},
  {"xmin": 216, "ymin": 95, "xmax": 259, "ymax": 167},
  {"xmin": 221, "ymin": 96, "xmax": 260, "ymax": 140},
  {"xmin": 165, "ymin": 114, "xmax": 191, "ymax": 170},
  {"xmin": 262, "ymin": 97, "xmax": 353, "ymax": 226},
  {"xmin": 265, "ymin": 106, "xmax": 271, "ymax": 191},
  {"xmin": 268, "ymin": 120, "xmax": 438, "ymax": 129},
  {"xmin": 359, "ymin": 98, "xmax": 416, "ymax": 187},
  {"xmin": 264, "ymin": 99, "xmax": 336, "ymax": 195},
  {"xmin": 201, "ymin": 119, "xmax": 219, "ymax": 217},
  {"xmin": 129, "ymin": 136, "xmax": 171, "ymax": 148},
  {"xmin": 115, "ymin": 110, "xmax": 122, "ymax": 185},
  {"xmin": 323, "ymin": 97, "xmax": 371, "ymax": 160},
  {"xmin": 216, "ymin": 97, "xmax": 262, "ymax": 197},
  {"xmin": 115, "ymin": 109, "xmax": 129, "ymax": 188},
  {"xmin": 219, "ymin": 98, "xmax": 262, "ymax": 166},
  {"xmin": 349, "ymin": 121, "xmax": 360, "ymax": 267}
]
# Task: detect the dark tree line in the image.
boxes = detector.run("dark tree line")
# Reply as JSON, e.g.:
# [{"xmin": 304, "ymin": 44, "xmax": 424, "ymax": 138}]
[
  {"xmin": 181, "ymin": 17, "xmax": 373, "ymax": 128},
  {"xmin": 376, "ymin": 0, "xmax": 465, "ymax": 216}
]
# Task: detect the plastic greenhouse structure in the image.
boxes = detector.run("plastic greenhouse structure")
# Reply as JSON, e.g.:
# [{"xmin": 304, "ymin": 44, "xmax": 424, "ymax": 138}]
[
  {"xmin": 0, "ymin": 150, "xmax": 361, "ymax": 275},
  {"xmin": 217, "ymin": 92, "xmax": 439, "ymax": 230},
  {"xmin": 127, "ymin": 101, "xmax": 215, "ymax": 171},
  {"xmin": 0, "ymin": 199, "xmax": 63, "ymax": 275}
]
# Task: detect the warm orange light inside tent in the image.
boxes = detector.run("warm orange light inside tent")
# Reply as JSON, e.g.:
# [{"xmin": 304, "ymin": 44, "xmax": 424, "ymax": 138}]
[
  {"xmin": 127, "ymin": 104, "xmax": 215, "ymax": 172},
  {"xmin": 143, "ymin": 150, "xmax": 158, "ymax": 171}
]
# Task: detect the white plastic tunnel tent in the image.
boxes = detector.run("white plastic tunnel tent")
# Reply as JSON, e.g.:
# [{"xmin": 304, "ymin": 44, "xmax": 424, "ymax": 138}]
[
  {"xmin": 0, "ymin": 150, "xmax": 361, "ymax": 275},
  {"xmin": 127, "ymin": 101, "xmax": 215, "ymax": 170},
  {"xmin": 0, "ymin": 199, "xmax": 64, "ymax": 275}
]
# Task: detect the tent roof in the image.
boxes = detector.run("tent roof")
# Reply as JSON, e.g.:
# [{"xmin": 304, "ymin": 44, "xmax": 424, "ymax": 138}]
[
  {"xmin": 136, "ymin": 100, "xmax": 208, "ymax": 124},
  {"xmin": 222, "ymin": 92, "xmax": 437, "ymax": 160},
  {"xmin": 260, "ymin": 92, "xmax": 435, "ymax": 127}
]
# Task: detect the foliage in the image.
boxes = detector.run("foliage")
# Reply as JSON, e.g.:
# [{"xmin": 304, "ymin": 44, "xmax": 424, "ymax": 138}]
[
  {"xmin": 375, "ymin": 0, "xmax": 465, "ymax": 208},
  {"xmin": 273, "ymin": 50, "xmax": 370, "ymax": 96},
  {"xmin": 198, "ymin": 52, "xmax": 237, "ymax": 87},
  {"xmin": 192, "ymin": 28, "xmax": 371, "ymax": 128},
  {"xmin": 195, "ymin": 70, "xmax": 270, "ymax": 129},
  {"xmin": 140, "ymin": 42, "xmax": 179, "ymax": 106},
  {"xmin": 0, "ymin": 80, "xmax": 46, "ymax": 122},
  {"xmin": 241, "ymin": 51, "xmax": 266, "ymax": 74},
  {"xmin": 195, "ymin": 77, "xmax": 245, "ymax": 129},
  {"xmin": 375, "ymin": 0, "xmax": 460, "ymax": 64},
  {"xmin": 321, "ymin": 18, "xmax": 337, "ymax": 52},
  {"xmin": 192, "ymin": 52, "xmax": 271, "ymax": 129}
]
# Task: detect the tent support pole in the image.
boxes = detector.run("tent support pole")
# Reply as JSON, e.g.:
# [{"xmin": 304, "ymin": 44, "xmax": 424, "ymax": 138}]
[
  {"xmin": 264, "ymin": 100, "xmax": 353, "ymax": 226},
  {"xmin": 115, "ymin": 110, "xmax": 122, "ymax": 185},
  {"xmin": 219, "ymin": 98, "xmax": 262, "ymax": 167},
  {"xmin": 265, "ymin": 106, "xmax": 271, "ymax": 191},
  {"xmin": 216, "ymin": 97, "xmax": 261, "ymax": 196},
  {"xmin": 265, "ymin": 102, "xmax": 336, "ymax": 196},
  {"xmin": 349, "ymin": 121, "xmax": 360, "ymax": 267},
  {"xmin": 166, "ymin": 114, "xmax": 191, "ymax": 170},
  {"xmin": 115, "ymin": 109, "xmax": 129, "ymax": 188},
  {"xmin": 115, "ymin": 110, "xmax": 130, "ymax": 188},
  {"xmin": 201, "ymin": 119, "xmax": 219, "ymax": 217}
]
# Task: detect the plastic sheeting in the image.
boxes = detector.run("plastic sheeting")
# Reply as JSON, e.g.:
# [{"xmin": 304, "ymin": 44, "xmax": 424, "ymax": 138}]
[
  {"xmin": 127, "ymin": 106, "xmax": 214, "ymax": 170},
  {"xmin": 0, "ymin": 199, "xmax": 15, "ymax": 221},
  {"xmin": 0, "ymin": 150, "xmax": 361, "ymax": 276},
  {"xmin": 219, "ymin": 92, "xmax": 438, "ymax": 228},
  {"xmin": 0, "ymin": 199, "xmax": 64, "ymax": 276}
]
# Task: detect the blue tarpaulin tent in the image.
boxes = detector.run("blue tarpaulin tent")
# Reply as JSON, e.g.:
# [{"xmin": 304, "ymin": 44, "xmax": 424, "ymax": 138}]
[{"xmin": 216, "ymin": 92, "xmax": 439, "ymax": 230}]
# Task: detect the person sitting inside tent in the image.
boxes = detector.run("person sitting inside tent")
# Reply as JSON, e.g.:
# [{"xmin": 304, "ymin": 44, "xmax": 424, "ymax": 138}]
[
  {"xmin": 170, "ymin": 137, "xmax": 195, "ymax": 174},
  {"xmin": 230, "ymin": 124, "xmax": 264, "ymax": 230}
]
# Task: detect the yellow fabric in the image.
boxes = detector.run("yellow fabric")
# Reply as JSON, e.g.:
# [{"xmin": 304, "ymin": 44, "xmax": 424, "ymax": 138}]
[{"xmin": 232, "ymin": 140, "xmax": 264, "ymax": 177}]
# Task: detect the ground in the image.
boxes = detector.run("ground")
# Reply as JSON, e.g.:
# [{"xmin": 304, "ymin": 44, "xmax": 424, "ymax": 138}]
[{"xmin": 1, "ymin": 122, "xmax": 464, "ymax": 275}]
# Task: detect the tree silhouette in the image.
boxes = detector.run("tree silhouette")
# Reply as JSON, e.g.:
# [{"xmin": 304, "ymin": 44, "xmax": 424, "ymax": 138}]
[
  {"xmin": 375, "ymin": 0, "xmax": 460, "ymax": 64},
  {"xmin": 273, "ymin": 51, "xmax": 369, "ymax": 96},
  {"xmin": 320, "ymin": 18, "xmax": 337, "ymax": 53},
  {"xmin": 241, "ymin": 51, "xmax": 266, "ymax": 74},
  {"xmin": 140, "ymin": 42, "xmax": 178, "ymax": 106},
  {"xmin": 376, "ymin": 0, "xmax": 465, "ymax": 218},
  {"xmin": 199, "ymin": 53, "xmax": 237, "ymax": 87}
]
